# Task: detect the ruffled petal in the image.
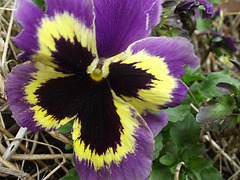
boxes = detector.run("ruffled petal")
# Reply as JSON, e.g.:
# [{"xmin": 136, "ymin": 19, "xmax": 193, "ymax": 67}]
[
  {"xmin": 45, "ymin": 0, "xmax": 94, "ymax": 28},
  {"xmin": 94, "ymin": 0, "xmax": 163, "ymax": 58},
  {"xmin": 72, "ymin": 91, "xmax": 154, "ymax": 179},
  {"xmin": 5, "ymin": 62, "xmax": 43, "ymax": 131},
  {"xmin": 14, "ymin": 0, "xmax": 45, "ymax": 59},
  {"xmin": 5, "ymin": 61, "xmax": 80, "ymax": 131},
  {"xmin": 14, "ymin": 0, "xmax": 97, "ymax": 64},
  {"xmin": 107, "ymin": 37, "xmax": 199, "ymax": 114},
  {"xmin": 142, "ymin": 111, "xmax": 168, "ymax": 137}
]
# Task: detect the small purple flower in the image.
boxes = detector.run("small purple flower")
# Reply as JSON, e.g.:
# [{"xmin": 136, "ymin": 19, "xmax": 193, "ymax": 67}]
[
  {"xmin": 210, "ymin": 30, "xmax": 240, "ymax": 52},
  {"xmin": 214, "ymin": 7, "xmax": 222, "ymax": 17},
  {"xmin": 5, "ymin": 0, "xmax": 199, "ymax": 179},
  {"xmin": 175, "ymin": 0, "xmax": 213, "ymax": 19}
]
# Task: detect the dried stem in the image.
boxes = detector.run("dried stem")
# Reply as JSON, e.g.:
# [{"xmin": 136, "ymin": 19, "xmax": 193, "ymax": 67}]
[
  {"xmin": 174, "ymin": 162, "xmax": 185, "ymax": 180},
  {"xmin": 7, "ymin": 138, "xmax": 67, "ymax": 179},
  {"xmin": 0, "ymin": 166, "xmax": 30, "ymax": 178},
  {"xmin": 0, "ymin": 155, "xmax": 20, "ymax": 172},
  {"xmin": 1, "ymin": 0, "xmax": 17, "ymax": 78},
  {"xmin": 11, "ymin": 153, "xmax": 73, "ymax": 161},
  {"xmin": 2, "ymin": 127, "xmax": 28, "ymax": 161},
  {"xmin": 204, "ymin": 135, "xmax": 239, "ymax": 169}
]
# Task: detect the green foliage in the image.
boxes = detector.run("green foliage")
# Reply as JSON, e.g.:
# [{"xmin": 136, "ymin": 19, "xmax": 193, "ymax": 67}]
[
  {"xmin": 184, "ymin": 63, "xmax": 240, "ymax": 129},
  {"xmin": 150, "ymin": 66, "xmax": 239, "ymax": 179},
  {"xmin": 185, "ymin": 68, "xmax": 240, "ymax": 102},
  {"xmin": 196, "ymin": 12, "xmax": 211, "ymax": 31},
  {"xmin": 57, "ymin": 119, "xmax": 74, "ymax": 133},
  {"xmin": 207, "ymin": 0, "xmax": 222, "ymax": 5},
  {"xmin": 150, "ymin": 111, "xmax": 220, "ymax": 179},
  {"xmin": 163, "ymin": 95, "xmax": 192, "ymax": 122},
  {"xmin": 153, "ymin": 133, "xmax": 163, "ymax": 160},
  {"xmin": 57, "ymin": 120, "xmax": 74, "ymax": 151},
  {"xmin": 62, "ymin": 168, "xmax": 80, "ymax": 180},
  {"xmin": 31, "ymin": 0, "xmax": 46, "ymax": 10},
  {"xmin": 196, "ymin": 95, "xmax": 236, "ymax": 124},
  {"xmin": 186, "ymin": 157, "xmax": 222, "ymax": 180},
  {"xmin": 182, "ymin": 66, "xmax": 206, "ymax": 84}
]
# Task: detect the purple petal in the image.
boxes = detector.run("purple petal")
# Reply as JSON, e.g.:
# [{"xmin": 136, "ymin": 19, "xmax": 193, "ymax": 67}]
[
  {"xmin": 131, "ymin": 37, "xmax": 199, "ymax": 71},
  {"xmin": 5, "ymin": 62, "xmax": 44, "ymax": 131},
  {"xmin": 14, "ymin": 0, "xmax": 95, "ymax": 61},
  {"xmin": 106, "ymin": 37, "xmax": 199, "ymax": 132},
  {"xmin": 175, "ymin": 0, "xmax": 213, "ymax": 19},
  {"xmin": 5, "ymin": 62, "xmax": 76, "ymax": 131},
  {"xmin": 214, "ymin": 7, "xmax": 221, "ymax": 17},
  {"xmin": 108, "ymin": 37, "xmax": 199, "ymax": 116},
  {"xmin": 210, "ymin": 30, "xmax": 240, "ymax": 52},
  {"xmin": 45, "ymin": 0, "xmax": 94, "ymax": 28},
  {"xmin": 13, "ymin": 0, "xmax": 45, "ymax": 60},
  {"xmin": 130, "ymin": 37, "xmax": 199, "ymax": 108},
  {"xmin": 94, "ymin": 0, "xmax": 163, "ymax": 58},
  {"xmin": 142, "ymin": 111, "xmax": 168, "ymax": 136},
  {"xmin": 200, "ymin": 0, "xmax": 213, "ymax": 19},
  {"xmin": 73, "ymin": 94, "xmax": 154, "ymax": 179},
  {"xmin": 223, "ymin": 36, "xmax": 239, "ymax": 52}
]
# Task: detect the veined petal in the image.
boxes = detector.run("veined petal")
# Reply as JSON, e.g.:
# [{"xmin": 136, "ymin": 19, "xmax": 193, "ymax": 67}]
[
  {"xmin": 142, "ymin": 111, "xmax": 168, "ymax": 137},
  {"xmin": 94, "ymin": 0, "xmax": 163, "ymax": 58},
  {"xmin": 73, "ymin": 90, "xmax": 154, "ymax": 179},
  {"xmin": 5, "ymin": 61, "xmax": 80, "ymax": 131},
  {"xmin": 45, "ymin": 0, "xmax": 94, "ymax": 28},
  {"xmin": 107, "ymin": 37, "xmax": 199, "ymax": 115},
  {"xmin": 14, "ymin": 0, "xmax": 45, "ymax": 59},
  {"xmin": 32, "ymin": 12, "xmax": 97, "ymax": 69},
  {"xmin": 14, "ymin": 0, "xmax": 97, "ymax": 67}
]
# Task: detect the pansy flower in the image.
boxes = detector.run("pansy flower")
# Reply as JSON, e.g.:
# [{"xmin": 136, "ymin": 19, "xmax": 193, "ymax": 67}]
[
  {"xmin": 210, "ymin": 30, "xmax": 240, "ymax": 53},
  {"xmin": 5, "ymin": 0, "xmax": 199, "ymax": 179},
  {"xmin": 175, "ymin": 0, "xmax": 213, "ymax": 19}
]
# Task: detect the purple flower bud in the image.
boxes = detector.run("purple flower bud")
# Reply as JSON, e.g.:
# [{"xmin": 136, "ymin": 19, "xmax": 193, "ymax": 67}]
[
  {"xmin": 210, "ymin": 30, "xmax": 240, "ymax": 52},
  {"xmin": 175, "ymin": 0, "xmax": 213, "ymax": 19}
]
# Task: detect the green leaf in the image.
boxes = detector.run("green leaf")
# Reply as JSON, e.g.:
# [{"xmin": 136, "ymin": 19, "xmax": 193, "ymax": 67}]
[
  {"xmin": 185, "ymin": 156, "xmax": 222, "ymax": 180},
  {"xmin": 230, "ymin": 59, "xmax": 240, "ymax": 72},
  {"xmin": 159, "ymin": 153, "xmax": 176, "ymax": 166},
  {"xmin": 214, "ymin": 47, "xmax": 223, "ymax": 57},
  {"xmin": 57, "ymin": 120, "xmax": 74, "ymax": 133},
  {"xmin": 181, "ymin": 144, "xmax": 205, "ymax": 161},
  {"xmin": 62, "ymin": 168, "xmax": 80, "ymax": 180},
  {"xmin": 237, "ymin": 114, "xmax": 240, "ymax": 123},
  {"xmin": 186, "ymin": 156, "xmax": 213, "ymax": 180},
  {"xmin": 198, "ymin": 5, "xmax": 205, "ymax": 10},
  {"xmin": 216, "ymin": 82, "xmax": 235, "ymax": 94},
  {"xmin": 217, "ymin": 82, "xmax": 240, "ymax": 95},
  {"xmin": 198, "ymin": 71, "xmax": 240, "ymax": 100},
  {"xmin": 212, "ymin": 36, "xmax": 223, "ymax": 43},
  {"xmin": 196, "ymin": 15, "xmax": 211, "ymax": 31},
  {"xmin": 153, "ymin": 133, "xmax": 163, "ymax": 160},
  {"xmin": 207, "ymin": 0, "xmax": 222, "ymax": 5},
  {"xmin": 149, "ymin": 160, "xmax": 173, "ymax": 180},
  {"xmin": 223, "ymin": 116, "xmax": 239, "ymax": 129},
  {"xmin": 65, "ymin": 144, "xmax": 72, "ymax": 151},
  {"xmin": 182, "ymin": 66, "xmax": 206, "ymax": 84},
  {"xmin": 163, "ymin": 95, "xmax": 192, "ymax": 122},
  {"xmin": 170, "ymin": 113, "xmax": 200, "ymax": 146},
  {"xmin": 200, "ymin": 168, "xmax": 222, "ymax": 180},
  {"xmin": 196, "ymin": 95, "xmax": 236, "ymax": 124},
  {"xmin": 31, "ymin": 0, "xmax": 45, "ymax": 10}
]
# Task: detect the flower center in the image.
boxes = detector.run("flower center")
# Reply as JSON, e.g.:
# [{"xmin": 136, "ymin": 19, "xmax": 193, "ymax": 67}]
[
  {"xmin": 90, "ymin": 67, "xmax": 103, "ymax": 81},
  {"xmin": 87, "ymin": 58, "xmax": 111, "ymax": 82}
]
